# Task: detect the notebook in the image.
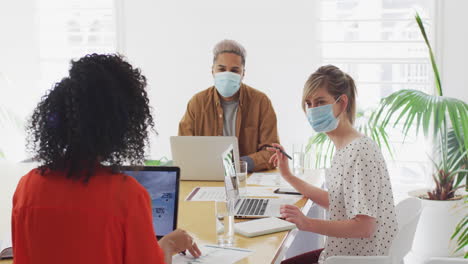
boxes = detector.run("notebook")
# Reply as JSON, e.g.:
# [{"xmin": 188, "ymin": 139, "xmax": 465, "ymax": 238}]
[{"xmin": 234, "ymin": 217, "xmax": 296, "ymax": 237}]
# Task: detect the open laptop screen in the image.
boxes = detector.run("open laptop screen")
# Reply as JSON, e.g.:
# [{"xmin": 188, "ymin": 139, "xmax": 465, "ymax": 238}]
[{"xmin": 120, "ymin": 166, "xmax": 180, "ymax": 239}]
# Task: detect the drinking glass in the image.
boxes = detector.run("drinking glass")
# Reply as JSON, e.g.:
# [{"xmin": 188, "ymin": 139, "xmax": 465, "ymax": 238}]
[
  {"xmin": 237, "ymin": 161, "xmax": 248, "ymax": 197},
  {"xmin": 214, "ymin": 200, "xmax": 235, "ymax": 246},
  {"xmin": 292, "ymin": 144, "xmax": 305, "ymax": 176}
]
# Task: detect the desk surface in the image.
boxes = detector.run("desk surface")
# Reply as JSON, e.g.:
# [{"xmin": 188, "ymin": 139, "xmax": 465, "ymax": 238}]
[
  {"xmin": 0, "ymin": 170, "xmax": 324, "ymax": 264},
  {"xmin": 177, "ymin": 180, "xmax": 306, "ymax": 264}
]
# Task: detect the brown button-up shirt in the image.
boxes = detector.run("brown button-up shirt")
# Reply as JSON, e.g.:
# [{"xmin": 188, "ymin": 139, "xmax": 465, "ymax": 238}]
[{"xmin": 178, "ymin": 83, "xmax": 279, "ymax": 171}]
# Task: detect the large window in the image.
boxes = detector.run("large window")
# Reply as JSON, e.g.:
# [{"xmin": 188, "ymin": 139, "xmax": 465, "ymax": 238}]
[
  {"xmin": 37, "ymin": 0, "xmax": 117, "ymax": 91},
  {"xmin": 0, "ymin": 0, "xmax": 117, "ymax": 161},
  {"xmin": 318, "ymin": 0, "xmax": 436, "ymax": 200},
  {"xmin": 1, "ymin": 0, "xmax": 439, "ymax": 196}
]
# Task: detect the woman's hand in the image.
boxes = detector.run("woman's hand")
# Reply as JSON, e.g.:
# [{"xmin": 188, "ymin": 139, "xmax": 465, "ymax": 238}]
[
  {"xmin": 159, "ymin": 229, "xmax": 202, "ymax": 258},
  {"xmin": 280, "ymin": 205, "xmax": 310, "ymax": 231},
  {"xmin": 267, "ymin": 143, "xmax": 292, "ymax": 178}
]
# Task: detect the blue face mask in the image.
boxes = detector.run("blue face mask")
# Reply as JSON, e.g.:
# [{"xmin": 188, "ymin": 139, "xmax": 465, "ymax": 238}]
[
  {"xmin": 214, "ymin": 72, "xmax": 241, "ymax": 97},
  {"xmin": 306, "ymin": 96, "xmax": 342, "ymax": 133}
]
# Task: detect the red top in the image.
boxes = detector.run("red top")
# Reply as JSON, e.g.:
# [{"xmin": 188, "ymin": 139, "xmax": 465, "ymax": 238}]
[{"xmin": 12, "ymin": 166, "xmax": 165, "ymax": 264}]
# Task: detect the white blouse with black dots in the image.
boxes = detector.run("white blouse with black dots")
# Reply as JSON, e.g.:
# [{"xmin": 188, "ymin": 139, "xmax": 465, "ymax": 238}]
[{"xmin": 318, "ymin": 136, "xmax": 398, "ymax": 264}]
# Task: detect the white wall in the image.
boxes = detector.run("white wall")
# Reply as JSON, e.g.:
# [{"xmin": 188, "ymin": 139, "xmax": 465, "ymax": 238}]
[
  {"xmin": 1, "ymin": 0, "xmax": 466, "ymax": 162},
  {"xmin": 0, "ymin": 1, "xmax": 41, "ymax": 118},
  {"xmin": 0, "ymin": 1, "xmax": 39, "ymax": 161},
  {"xmin": 438, "ymin": 0, "xmax": 468, "ymax": 103},
  {"xmin": 120, "ymin": 0, "xmax": 321, "ymax": 159}
]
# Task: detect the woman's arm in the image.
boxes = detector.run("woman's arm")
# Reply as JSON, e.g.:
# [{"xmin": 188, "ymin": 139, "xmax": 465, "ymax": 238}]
[
  {"xmin": 125, "ymin": 191, "xmax": 201, "ymax": 264},
  {"xmin": 281, "ymin": 205, "xmax": 376, "ymax": 238},
  {"xmin": 268, "ymin": 143, "xmax": 329, "ymax": 209},
  {"xmin": 282, "ymin": 172, "xmax": 330, "ymax": 209}
]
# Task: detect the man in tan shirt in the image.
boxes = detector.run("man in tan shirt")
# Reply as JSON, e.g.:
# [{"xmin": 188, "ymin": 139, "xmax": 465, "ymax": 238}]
[{"xmin": 178, "ymin": 39, "xmax": 279, "ymax": 172}]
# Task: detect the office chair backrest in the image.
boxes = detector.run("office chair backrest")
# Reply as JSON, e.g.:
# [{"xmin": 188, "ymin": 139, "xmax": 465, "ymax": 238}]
[{"xmin": 389, "ymin": 197, "xmax": 423, "ymax": 264}]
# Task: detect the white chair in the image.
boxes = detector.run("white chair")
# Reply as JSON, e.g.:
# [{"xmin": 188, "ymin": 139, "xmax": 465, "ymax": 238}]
[
  {"xmin": 325, "ymin": 197, "xmax": 423, "ymax": 264},
  {"xmin": 424, "ymin": 257, "xmax": 468, "ymax": 264}
]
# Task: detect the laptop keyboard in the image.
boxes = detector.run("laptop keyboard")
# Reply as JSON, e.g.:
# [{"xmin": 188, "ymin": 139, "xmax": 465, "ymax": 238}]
[{"xmin": 237, "ymin": 198, "xmax": 269, "ymax": 216}]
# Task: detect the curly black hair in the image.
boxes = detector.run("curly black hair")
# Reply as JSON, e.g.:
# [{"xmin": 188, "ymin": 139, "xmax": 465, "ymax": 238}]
[{"xmin": 27, "ymin": 53, "xmax": 154, "ymax": 182}]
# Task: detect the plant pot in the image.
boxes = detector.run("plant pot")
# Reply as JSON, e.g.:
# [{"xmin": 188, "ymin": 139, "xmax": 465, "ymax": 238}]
[{"xmin": 409, "ymin": 188, "xmax": 466, "ymax": 258}]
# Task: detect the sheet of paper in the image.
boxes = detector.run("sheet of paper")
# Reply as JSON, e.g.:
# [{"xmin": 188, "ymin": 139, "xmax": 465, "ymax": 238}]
[
  {"xmin": 186, "ymin": 187, "xmax": 302, "ymax": 201},
  {"xmin": 246, "ymin": 172, "xmax": 292, "ymax": 187},
  {"xmin": 247, "ymin": 170, "xmax": 325, "ymax": 188},
  {"xmin": 185, "ymin": 187, "xmax": 226, "ymax": 201},
  {"xmin": 245, "ymin": 187, "xmax": 303, "ymax": 201},
  {"xmin": 172, "ymin": 244, "xmax": 253, "ymax": 264}
]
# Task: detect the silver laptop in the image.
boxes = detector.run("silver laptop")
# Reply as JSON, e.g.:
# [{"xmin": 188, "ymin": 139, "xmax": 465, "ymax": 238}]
[
  {"xmin": 222, "ymin": 145, "xmax": 283, "ymax": 219},
  {"xmin": 170, "ymin": 136, "xmax": 240, "ymax": 181}
]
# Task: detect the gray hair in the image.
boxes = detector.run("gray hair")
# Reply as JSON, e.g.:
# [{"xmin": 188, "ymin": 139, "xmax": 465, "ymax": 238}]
[{"xmin": 213, "ymin": 39, "xmax": 246, "ymax": 66}]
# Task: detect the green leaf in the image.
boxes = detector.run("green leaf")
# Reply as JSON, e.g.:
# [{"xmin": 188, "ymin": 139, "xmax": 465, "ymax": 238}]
[
  {"xmin": 415, "ymin": 12, "xmax": 442, "ymax": 96},
  {"xmin": 373, "ymin": 90, "xmax": 468, "ymax": 147}
]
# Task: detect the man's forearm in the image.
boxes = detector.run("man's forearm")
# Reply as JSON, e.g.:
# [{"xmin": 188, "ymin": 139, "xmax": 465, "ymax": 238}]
[{"xmin": 247, "ymin": 149, "xmax": 276, "ymax": 172}]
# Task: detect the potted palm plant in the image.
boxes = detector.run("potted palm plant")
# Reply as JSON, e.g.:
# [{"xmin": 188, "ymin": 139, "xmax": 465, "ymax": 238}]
[{"xmin": 371, "ymin": 13, "xmax": 468, "ymax": 258}]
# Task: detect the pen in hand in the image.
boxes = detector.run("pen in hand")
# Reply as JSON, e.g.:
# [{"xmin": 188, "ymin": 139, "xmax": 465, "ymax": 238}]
[{"xmin": 263, "ymin": 144, "xmax": 293, "ymax": 160}]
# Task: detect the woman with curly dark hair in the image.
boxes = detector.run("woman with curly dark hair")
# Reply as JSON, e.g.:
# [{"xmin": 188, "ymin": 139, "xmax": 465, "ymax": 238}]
[{"xmin": 12, "ymin": 54, "xmax": 201, "ymax": 264}]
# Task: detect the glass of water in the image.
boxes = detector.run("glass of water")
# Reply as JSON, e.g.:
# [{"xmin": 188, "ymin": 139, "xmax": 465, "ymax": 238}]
[
  {"xmin": 237, "ymin": 160, "xmax": 248, "ymax": 197},
  {"xmin": 292, "ymin": 144, "xmax": 305, "ymax": 176},
  {"xmin": 215, "ymin": 200, "xmax": 235, "ymax": 247}
]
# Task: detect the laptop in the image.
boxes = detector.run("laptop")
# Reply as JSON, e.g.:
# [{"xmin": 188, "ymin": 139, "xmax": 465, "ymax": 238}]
[
  {"xmin": 120, "ymin": 166, "xmax": 180, "ymax": 239},
  {"xmin": 221, "ymin": 145, "xmax": 283, "ymax": 219},
  {"xmin": 170, "ymin": 136, "xmax": 240, "ymax": 181}
]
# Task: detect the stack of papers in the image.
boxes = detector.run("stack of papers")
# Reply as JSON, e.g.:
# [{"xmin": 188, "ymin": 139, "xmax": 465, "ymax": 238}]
[
  {"xmin": 186, "ymin": 186, "xmax": 302, "ymax": 202},
  {"xmin": 172, "ymin": 244, "xmax": 253, "ymax": 264},
  {"xmin": 248, "ymin": 171, "xmax": 325, "ymax": 188},
  {"xmin": 246, "ymin": 173, "xmax": 292, "ymax": 187}
]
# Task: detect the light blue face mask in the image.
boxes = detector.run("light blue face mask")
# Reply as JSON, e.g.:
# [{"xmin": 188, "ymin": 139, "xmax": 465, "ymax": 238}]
[
  {"xmin": 306, "ymin": 96, "xmax": 342, "ymax": 133},
  {"xmin": 214, "ymin": 71, "xmax": 241, "ymax": 97}
]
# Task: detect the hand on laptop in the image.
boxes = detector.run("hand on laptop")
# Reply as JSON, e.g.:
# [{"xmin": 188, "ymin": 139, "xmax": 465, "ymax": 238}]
[
  {"xmin": 159, "ymin": 229, "xmax": 202, "ymax": 261},
  {"xmin": 267, "ymin": 143, "xmax": 293, "ymax": 179}
]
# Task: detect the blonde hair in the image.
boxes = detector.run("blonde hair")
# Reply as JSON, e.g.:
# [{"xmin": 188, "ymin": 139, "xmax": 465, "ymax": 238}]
[
  {"xmin": 302, "ymin": 65, "xmax": 357, "ymax": 124},
  {"xmin": 213, "ymin": 39, "xmax": 247, "ymax": 66}
]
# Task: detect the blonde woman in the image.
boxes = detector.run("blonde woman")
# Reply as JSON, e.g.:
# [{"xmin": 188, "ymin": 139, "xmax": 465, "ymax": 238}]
[{"xmin": 269, "ymin": 65, "xmax": 397, "ymax": 264}]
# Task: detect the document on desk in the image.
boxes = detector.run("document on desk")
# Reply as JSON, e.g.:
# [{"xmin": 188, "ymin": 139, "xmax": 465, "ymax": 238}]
[
  {"xmin": 186, "ymin": 187, "xmax": 226, "ymax": 201},
  {"xmin": 247, "ymin": 172, "xmax": 292, "ymax": 187},
  {"xmin": 186, "ymin": 187, "xmax": 302, "ymax": 201},
  {"xmin": 172, "ymin": 244, "xmax": 253, "ymax": 264}
]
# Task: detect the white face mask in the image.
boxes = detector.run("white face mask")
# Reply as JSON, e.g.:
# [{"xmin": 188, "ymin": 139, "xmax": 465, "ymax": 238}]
[
  {"xmin": 306, "ymin": 96, "xmax": 342, "ymax": 133},
  {"xmin": 214, "ymin": 72, "xmax": 241, "ymax": 97}
]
